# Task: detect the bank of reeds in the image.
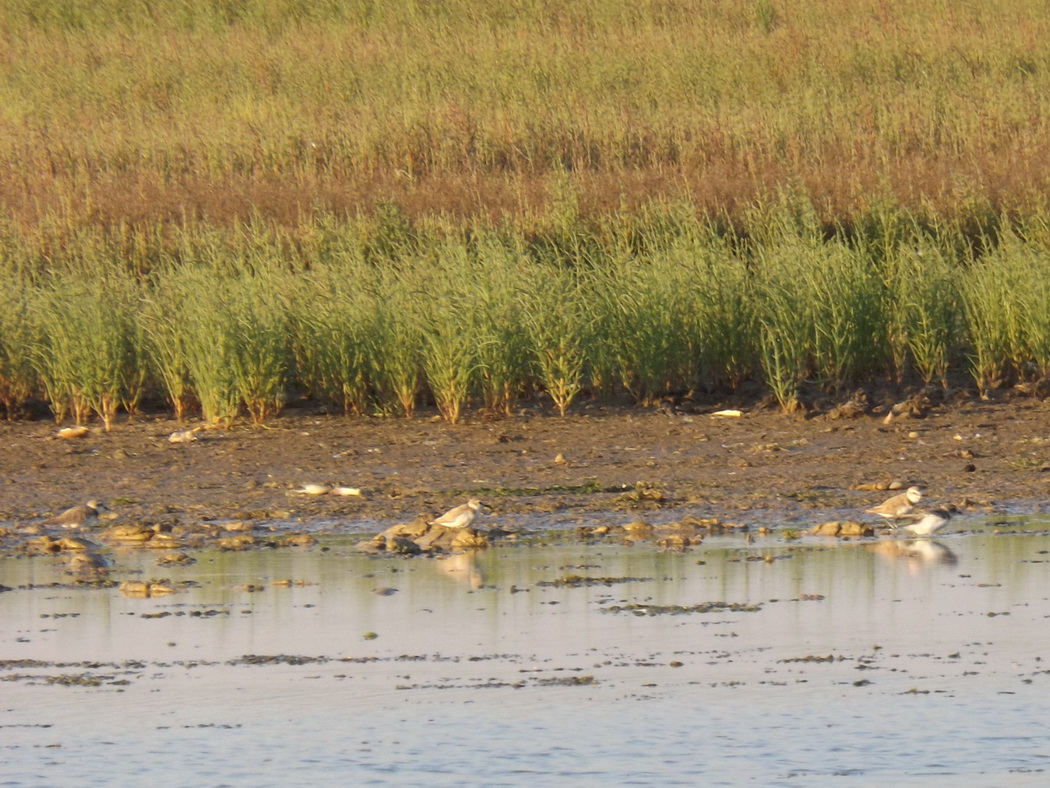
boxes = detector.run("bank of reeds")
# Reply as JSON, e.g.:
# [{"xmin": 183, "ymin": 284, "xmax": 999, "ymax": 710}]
[{"xmin": 2, "ymin": 205, "xmax": 1050, "ymax": 424}]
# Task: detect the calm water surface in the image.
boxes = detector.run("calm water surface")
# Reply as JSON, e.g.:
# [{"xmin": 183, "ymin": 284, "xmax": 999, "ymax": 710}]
[{"xmin": 2, "ymin": 523, "xmax": 1049, "ymax": 786}]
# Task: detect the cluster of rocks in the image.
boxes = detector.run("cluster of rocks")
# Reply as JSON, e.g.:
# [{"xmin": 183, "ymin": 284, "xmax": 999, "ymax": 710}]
[
  {"xmin": 9, "ymin": 517, "xmax": 322, "ymax": 589},
  {"xmin": 809, "ymin": 520, "xmax": 875, "ymax": 537},
  {"xmin": 357, "ymin": 516, "xmax": 494, "ymax": 555},
  {"xmin": 14, "ymin": 519, "xmax": 317, "ymax": 557}
]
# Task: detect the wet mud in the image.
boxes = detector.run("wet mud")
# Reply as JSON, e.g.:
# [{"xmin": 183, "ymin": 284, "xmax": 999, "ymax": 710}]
[{"xmin": 1, "ymin": 390, "xmax": 1049, "ymax": 536}]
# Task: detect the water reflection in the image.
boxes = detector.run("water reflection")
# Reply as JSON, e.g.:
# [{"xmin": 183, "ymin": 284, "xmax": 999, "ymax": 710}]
[
  {"xmin": 434, "ymin": 549, "xmax": 486, "ymax": 589},
  {"xmin": 2, "ymin": 527, "xmax": 1050, "ymax": 786},
  {"xmin": 869, "ymin": 538, "xmax": 959, "ymax": 570}
]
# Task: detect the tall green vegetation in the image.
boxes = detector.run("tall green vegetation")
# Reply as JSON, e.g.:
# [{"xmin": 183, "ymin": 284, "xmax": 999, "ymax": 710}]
[
  {"xmin": 30, "ymin": 269, "xmax": 144, "ymax": 430},
  {"xmin": 5, "ymin": 203, "xmax": 1050, "ymax": 425}
]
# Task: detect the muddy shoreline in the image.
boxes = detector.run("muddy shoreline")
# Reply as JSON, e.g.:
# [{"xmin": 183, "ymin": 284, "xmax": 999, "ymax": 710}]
[{"xmin": 2, "ymin": 389, "xmax": 1050, "ymax": 531}]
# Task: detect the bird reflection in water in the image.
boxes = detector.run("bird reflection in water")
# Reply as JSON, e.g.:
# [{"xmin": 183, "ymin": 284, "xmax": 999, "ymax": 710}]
[
  {"xmin": 870, "ymin": 538, "xmax": 958, "ymax": 572},
  {"xmin": 436, "ymin": 550, "xmax": 486, "ymax": 589}
]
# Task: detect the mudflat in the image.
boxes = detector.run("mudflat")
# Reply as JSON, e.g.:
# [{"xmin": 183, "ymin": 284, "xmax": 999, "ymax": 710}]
[{"xmin": 2, "ymin": 388, "xmax": 1048, "ymax": 529}]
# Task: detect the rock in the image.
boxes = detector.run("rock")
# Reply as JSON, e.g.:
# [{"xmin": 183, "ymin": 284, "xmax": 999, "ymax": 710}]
[
  {"xmin": 120, "ymin": 580, "xmax": 177, "ymax": 597},
  {"xmin": 55, "ymin": 536, "xmax": 95, "ymax": 552},
  {"xmin": 156, "ymin": 552, "xmax": 195, "ymax": 566},
  {"xmin": 24, "ymin": 535, "xmax": 60, "ymax": 555},
  {"xmin": 102, "ymin": 524, "xmax": 154, "ymax": 545},
  {"xmin": 450, "ymin": 529, "xmax": 488, "ymax": 550},
  {"xmin": 216, "ymin": 534, "xmax": 255, "ymax": 550},
  {"xmin": 356, "ymin": 538, "xmax": 385, "ymax": 554},
  {"xmin": 810, "ymin": 520, "xmax": 874, "ymax": 537},
  {"xmin": 284, "ymin": 533, "xmax": 317, "ymax": 547},
  {"xmin": 388, "ymin": 536, "xmax": 422, "ymax": 555},
  {"xmin": 623, "ymin": 520, "xmax": 654, "ymax": 535},
  {"xmin": 655, "ymin": 534, "xmax": 696, "ymax": 550}
]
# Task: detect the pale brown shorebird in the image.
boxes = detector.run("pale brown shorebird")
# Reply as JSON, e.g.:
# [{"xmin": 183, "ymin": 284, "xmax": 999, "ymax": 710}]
[
  {"xmin": 865, "ymin": 487, "xmax": 922, "ymax": 526},
  {"xmin": 901, "ymin": 507, "xmax": 955, "ymax": 537},
  {"xmin": 47, "ymin": 500, "xmax": 107, "ymax": 529},
  {"xmin": 428, "ymin": 499, "xmax": 485, "ymax": 529}
]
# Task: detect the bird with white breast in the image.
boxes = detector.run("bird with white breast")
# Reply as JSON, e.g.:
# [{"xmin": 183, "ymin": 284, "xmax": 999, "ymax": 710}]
[{"xmin": 428, "ymin": 499, "xmax": 485, "ymax": 529}]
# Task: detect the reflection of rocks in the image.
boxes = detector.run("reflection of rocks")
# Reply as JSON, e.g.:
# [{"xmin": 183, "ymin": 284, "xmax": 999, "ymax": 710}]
[
  {"xmin": 576, "ymin": 515, "xmax": 738, "ymax": 548},
  {"xmin": 67, "ymin": 551, "xmax": 110, "ymax": 580},
  {"xmin": 24, "ymin": 534, "xmax": 104, "ymax": 555},
  {"xmin": 810, "ymin": 520, "xmax": 875, "ymax": 537},
  {"xmin": 119, "ymin": 580, "xmax": 176, "ymax": 598},
  {"xmin": 358, "ymin": 516, "xmax": 492, "ymax": 554},
  {"xmin": 156, "ymin": 552, "xmax": 195, "ymax": 566}
]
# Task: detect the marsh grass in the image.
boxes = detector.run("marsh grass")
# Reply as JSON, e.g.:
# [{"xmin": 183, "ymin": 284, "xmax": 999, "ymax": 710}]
[
  {"xmin": 371, "ymin": 273, "xmax": 423, "ymax": 418},
  {"xmin": 228, "ymin": 269, "xmax": 293, "ymax": 424},
  {"xmin": 11, "ymin": 198, "xmax": 1050, "ymax": 425},
  {"xmin": 465, "ymin": 236, "xmax": 532, "ymax": 415},
  {"xmin": 521, "ymin": 264, "xmax": 587, "ymax": 417},
  {"xmin": 291, "ymin": 263, "xmax": 376, "ymax": 416},
  {"xmin": 30, "ymin": 270, "xmax": 141, "ymax": 429},
  {"xmin": 890, "ymin": 247, "xmax": 960, "ymax": 388},
  {"xmin": 961, "ymin": 229, "xmax": 1050, "ymax": 394},
  {"xmin": 6, "ymin": 0, "xmax": 1050, "ymax": 238},
  {"xmin": 417, "ymin": 243, "xmax": 484, "ymax": 425},
  {"xmin": 173, "ymin": 266, "xmax": 243, "ymax": 425},
  {"xmin": 0, "ymin": 281, "xmax": 36, "ymax": 418},
  {"xmin": 141, "ymin": 269, "xmax": 194, "ymax": 421}
]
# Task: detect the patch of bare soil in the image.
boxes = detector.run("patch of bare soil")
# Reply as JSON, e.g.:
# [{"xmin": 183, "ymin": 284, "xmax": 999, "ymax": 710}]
[{"xmin": 2, "ymin": 388, "xmax": 1049, "ymax": 530}]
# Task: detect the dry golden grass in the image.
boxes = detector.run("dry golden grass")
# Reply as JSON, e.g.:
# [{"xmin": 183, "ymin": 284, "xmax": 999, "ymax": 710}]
[{"xmin": 3, "ymin": 0, "xmax": 1050, "ymax": 238}]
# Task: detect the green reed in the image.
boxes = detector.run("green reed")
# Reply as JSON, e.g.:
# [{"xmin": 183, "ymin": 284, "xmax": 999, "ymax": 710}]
[
  {"xmin": 521, "ymin": 263, "xmax": 587, "ymax": 417},
  {"xmin": 168, "ymin": 265, "xmax": 242, "ymax": 425},
  {"xmin": 30, "ymin": 270, "xmax": 143, "ymax": 429},
  {"xmin": 290, "ymin": 262, "xmax": 377, "ymax": 416},
  {"xmin": 416, "ymin": 243, "xmax": 482, "ymax": 425},
  {"xmin": 465, "ymin": 235, "xmax": 533, "ymax": 415},
  {"xmin": 889, "ymin": 246, "xmax": 960, "ymax": 388}
]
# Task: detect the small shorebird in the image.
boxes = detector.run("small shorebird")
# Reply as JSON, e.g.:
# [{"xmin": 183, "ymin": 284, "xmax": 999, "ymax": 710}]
[
  {"xmin": 902, "ymin": 507, "xmax": 955, "ymax": 537},
  {"xmin": 48, "ymin": 500, "xmax": 107, "ymax": 529},
  {"xmin": 865, "ymin": 487, "xmax": 922, "ymax": 524},
  {"xmin": 428, "ymin": 499, "xmax": 485, "ymax": 529}
]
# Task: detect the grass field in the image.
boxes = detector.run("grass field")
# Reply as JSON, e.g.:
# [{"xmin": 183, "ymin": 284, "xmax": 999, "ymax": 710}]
[{"xmin": 3, "ymin": 0, "xmax": 1050, "ymax": 423}]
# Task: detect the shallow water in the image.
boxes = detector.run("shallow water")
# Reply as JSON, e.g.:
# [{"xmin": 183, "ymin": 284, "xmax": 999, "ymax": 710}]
[{"xmin": 2, "ymin": 525, "xmax": 1050, "ymax": 786}]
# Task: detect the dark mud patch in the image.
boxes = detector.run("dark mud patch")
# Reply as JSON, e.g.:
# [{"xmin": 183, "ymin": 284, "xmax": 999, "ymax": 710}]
[
  {"xmin": 536, "ymin": 574, "xmax": 655, "ymax": 587},
  {"xmin": 601, "ymin": 601, "xmax": 764, "ymax": 615}
]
